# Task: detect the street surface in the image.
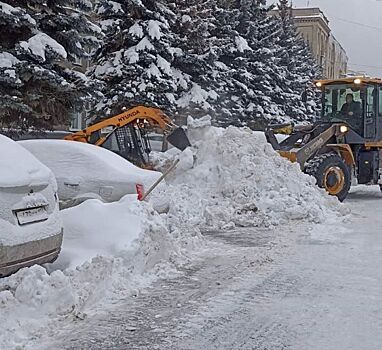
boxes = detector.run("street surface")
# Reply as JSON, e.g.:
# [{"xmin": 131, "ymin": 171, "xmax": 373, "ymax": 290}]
[{"xmin": 38, "ymin": 186, "xmax": 382, "ymax": 350}]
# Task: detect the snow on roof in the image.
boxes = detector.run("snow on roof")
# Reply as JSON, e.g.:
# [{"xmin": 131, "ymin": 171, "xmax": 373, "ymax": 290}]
[
  {"xmin": 19, "ymin": 33, "xmax": 67, "ymax": 62},
  {"xmin": 0, "ymin": 134, "xmax": 52, "ymax": 188}
]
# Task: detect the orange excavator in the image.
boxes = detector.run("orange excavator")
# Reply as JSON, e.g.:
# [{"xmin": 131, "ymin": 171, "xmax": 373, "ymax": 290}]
[{"xmin": 64, "ymin": 106, "xmax": 191, "ymax": 167}]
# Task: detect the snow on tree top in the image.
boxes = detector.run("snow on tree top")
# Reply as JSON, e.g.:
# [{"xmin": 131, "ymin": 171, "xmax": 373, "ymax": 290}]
[
  {"xmin": 0, "ymin": 1, "xmax": 36, "ymax": 25},
  {"xmin": 110, "ymin": 1, "xmax": 123, "ymax": 13},
  {"xmin": 147, "ymin": 63, "xmax": 162, "ymax": 79},
  {"xmin": 100, "ymin": 19, "xmax": 118, "ymax": 31},
  {"xmin": 129, "ymin": 23, "xmax": 144, "ymax": 39},
  {"xmin": 136, "ymin": 37, "xmax": 154, "ymax": 52},
  {"xmin": 98, "ymin": 1, "xmax": 124, "ymax": 15},
  {"xmin": 131, "ymin": 0, "xmax": 143, "ymax": 6},
  {"xmin": 181, "ymin": 15, "xmax": 192, "ymax": 23},
  {"xmin": 235, "ymin": 36, "xmax": 251, "ymax": 52},
  {"xmin": 125, "ymin": 47, "xmax": 139, "ymax": 64},
  {"xmin": 19, "ymin": 33, "xmax": 67, "ymax": 62},
  {"xmin": 177, "ymin": 83, "xmax": 216, "ymax": 109},
  {"xmin": 0, "ymin": 52, "xmax": 19, "ymax": 68},
  {"xmin": 157, "ymin": 55, "xmax": 171, "ymax": 76},
  {"xmin": 148, "ymin": 20, "xmax": 163, "ymax": 40}
]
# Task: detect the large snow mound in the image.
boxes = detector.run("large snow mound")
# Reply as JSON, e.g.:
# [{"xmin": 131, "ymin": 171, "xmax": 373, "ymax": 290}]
[
  {"xmin": 0, "ymin": 195, "xmax": 179, "ymax": 349},
  {"xmin": 150, "ymin": 116, "xmax": 345, "ymax": 230}
]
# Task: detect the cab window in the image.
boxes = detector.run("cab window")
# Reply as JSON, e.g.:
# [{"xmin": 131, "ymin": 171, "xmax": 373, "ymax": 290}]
[{"xmin": 323, "ymin": 84, "xmax": 363, "ymax": 120}]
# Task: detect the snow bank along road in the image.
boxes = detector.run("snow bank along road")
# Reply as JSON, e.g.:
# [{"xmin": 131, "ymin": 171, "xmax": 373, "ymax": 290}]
[{"xmin": 39, "ymin": 186, "xmax": 382, "ymax": 350}]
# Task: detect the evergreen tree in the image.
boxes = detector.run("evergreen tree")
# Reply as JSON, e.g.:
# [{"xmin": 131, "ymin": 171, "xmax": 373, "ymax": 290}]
[
  {"xmin": 0, "ymin": 0, "xmax": 100, "ymax": 131},
  {"xmin": 211, "ymin": 0, "xmax": 286, "ymax": 128},
  {"xmin": 169, "ymin": 0, "xmax": 220, "ymax": 123},
  {"xmin": 90, "ymin": 0, "xmax": 190, "ymax": 118},
  {"xmin": 275, "ymin": 0, "xmax": 320, "ymax": 121}
]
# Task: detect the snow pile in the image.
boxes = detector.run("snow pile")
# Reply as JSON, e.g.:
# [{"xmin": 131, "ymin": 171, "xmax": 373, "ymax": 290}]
[
  {"xmin": 56, "ymin": 195, "xmax": 175, "ymax": 270},
  {"xmin": 0, "ymin": 195, "xmax": 180, "ymax": 349},
  {"xmin": 151, "ymin": 116, "xmax": 344, "ymax": 231}
]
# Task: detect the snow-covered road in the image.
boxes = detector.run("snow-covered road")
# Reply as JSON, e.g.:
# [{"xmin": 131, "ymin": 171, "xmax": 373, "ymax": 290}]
[{"xmin": 37, "ymin": 186, "xmax": 382, "ymax": 350}]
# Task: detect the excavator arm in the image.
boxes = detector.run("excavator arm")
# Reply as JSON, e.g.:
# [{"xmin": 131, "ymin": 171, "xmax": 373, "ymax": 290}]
[
  {"xmin": 64, "ymin": 106, "xmax": 191, "ymax": 167},
  {"xmin": 66, "ymin": 106, "xmax": 178, "ymax": 144}
]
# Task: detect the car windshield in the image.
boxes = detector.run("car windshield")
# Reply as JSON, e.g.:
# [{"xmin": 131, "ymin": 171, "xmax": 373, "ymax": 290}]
[{"xmin": 322, "ymin": 84, "xmax": 364, "ymax": 122}]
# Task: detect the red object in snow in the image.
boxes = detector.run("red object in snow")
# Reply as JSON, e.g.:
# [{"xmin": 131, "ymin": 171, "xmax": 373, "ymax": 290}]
[{"xmin": 136, "ymin": 184, "xmax": 145, "ymax": 201}]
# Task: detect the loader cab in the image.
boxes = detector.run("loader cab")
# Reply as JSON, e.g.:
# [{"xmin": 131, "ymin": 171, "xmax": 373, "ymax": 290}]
[{"xmin": 317, "ymin": 78, "xmax": 382, "ymax": 141}]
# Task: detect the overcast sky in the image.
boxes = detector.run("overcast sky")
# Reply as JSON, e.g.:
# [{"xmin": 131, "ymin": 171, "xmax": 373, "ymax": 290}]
[{"xmin": 267, "ymin": 0, "xmax": 382, "ymax": 77}]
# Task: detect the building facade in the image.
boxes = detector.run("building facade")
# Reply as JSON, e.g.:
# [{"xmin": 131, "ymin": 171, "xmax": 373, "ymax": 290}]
[{"xmin": 271, "ymin": 7, "xmax": 348, "ymax": 79}]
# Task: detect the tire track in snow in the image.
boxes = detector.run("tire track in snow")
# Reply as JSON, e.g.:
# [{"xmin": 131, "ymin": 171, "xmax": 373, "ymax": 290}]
[{"xmin": 38, "ymin": 226, "xmax": 298, "ymax": 350}]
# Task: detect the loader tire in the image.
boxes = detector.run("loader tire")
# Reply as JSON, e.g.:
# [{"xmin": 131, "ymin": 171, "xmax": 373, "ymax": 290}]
[{"xmin": 305, "ymin": 153, "xmax": 351, "ymax": 202}]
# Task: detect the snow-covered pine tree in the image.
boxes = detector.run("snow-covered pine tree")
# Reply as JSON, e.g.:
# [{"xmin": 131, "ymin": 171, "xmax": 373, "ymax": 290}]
[
  {"xmin": 211, "ymin": 0, "xmax": 286, "ymax": 128},
  {"xmin": 169, "ymin": 0, "xmax": 220, "ymax": 124},
  {"xmin": 207, "ymin": 2, "xmax": 250, "ymax": 127},
  {"xmin": 0, "ymin": 1, "xmax": 100, "ymax": 131},
  {"xmin": 90, "ymin": 0, "xmax": 190, "ymax": 119},
  {"xmin": 274, "ymin": 0, "xmax": 320, "ymax": 121}
]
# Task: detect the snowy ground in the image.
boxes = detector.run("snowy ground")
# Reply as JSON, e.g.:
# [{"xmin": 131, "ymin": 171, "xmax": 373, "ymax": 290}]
[
  {"xmin": 0, "ymin": 120, "xmax": 375, "ymax": 350},
  {"xmin": 31, "ymin": 185, "xmax": 382, "ymax": 350}
]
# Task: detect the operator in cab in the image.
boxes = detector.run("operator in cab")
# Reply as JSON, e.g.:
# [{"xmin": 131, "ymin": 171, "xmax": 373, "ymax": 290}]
[
  {"xmin": 340, "ymin": 93, "xmax": 362, "ymax": 117},
  {"xmin": 340, "ymin": 93, "xmax": 363, "ymax": 135}
]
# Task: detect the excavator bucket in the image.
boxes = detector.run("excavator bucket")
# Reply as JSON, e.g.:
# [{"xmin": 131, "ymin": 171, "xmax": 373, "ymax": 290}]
[{"xmin": 166, "ymin": 127, "xmax": 191, "ymax": 151}]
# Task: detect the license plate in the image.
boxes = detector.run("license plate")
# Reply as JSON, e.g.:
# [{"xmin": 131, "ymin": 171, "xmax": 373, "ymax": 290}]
[{"xmin": 16, "ymin": 206, "xmax": 49, "ymax": 225}]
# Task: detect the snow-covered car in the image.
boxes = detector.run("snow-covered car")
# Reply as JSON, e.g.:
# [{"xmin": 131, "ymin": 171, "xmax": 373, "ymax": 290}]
[
  {"xmin": 0, "ymin": 135, "xmax": 63, "ymax": 277},
  {"xmin": 19, "ymin": 140, "xmax": 163, "ymax": 208}
]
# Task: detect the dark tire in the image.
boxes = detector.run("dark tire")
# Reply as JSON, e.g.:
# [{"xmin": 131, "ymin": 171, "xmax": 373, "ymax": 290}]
[{"xmin": 305, "ymin": 153, "xmax": 351, "ymax": 202}]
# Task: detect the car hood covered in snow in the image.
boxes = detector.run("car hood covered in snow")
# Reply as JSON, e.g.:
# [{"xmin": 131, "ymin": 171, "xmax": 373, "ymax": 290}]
[{"xmin": 0, "ymin": 134, "xmax": 52, "ymax": 188}]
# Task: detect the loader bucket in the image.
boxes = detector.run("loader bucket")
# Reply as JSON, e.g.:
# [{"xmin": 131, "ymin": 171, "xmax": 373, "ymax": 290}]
[{"xmin": 166, "ymin": 127, "xmax": 191, "ymax": 151}]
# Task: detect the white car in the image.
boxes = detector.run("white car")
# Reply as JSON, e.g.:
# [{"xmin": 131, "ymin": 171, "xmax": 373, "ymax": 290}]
[
  {"xmin": 0, "ymin": 135, "xmax": 63, "ymax": 277},
  {"xmin": 19, "ymin": 140, "xmax": 163, "ymax": 208}
]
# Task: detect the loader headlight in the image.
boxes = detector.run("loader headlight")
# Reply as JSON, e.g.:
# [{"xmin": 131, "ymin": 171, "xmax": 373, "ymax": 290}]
[{"xmin": 340, "ymin": 125, "xmax": 348, "ymax": 133}]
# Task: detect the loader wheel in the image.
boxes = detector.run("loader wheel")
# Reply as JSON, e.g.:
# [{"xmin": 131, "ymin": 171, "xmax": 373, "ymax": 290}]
[{"xmin": 305, "ymin": 153, "xmax": 351, "ymax": 202}]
